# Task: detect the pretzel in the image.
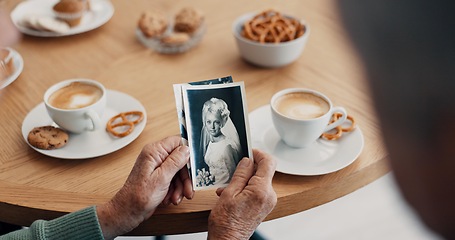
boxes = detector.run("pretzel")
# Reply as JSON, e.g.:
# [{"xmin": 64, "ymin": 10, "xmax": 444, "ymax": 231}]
[
  {"xmin": 320, "ymin": 113, "xmax": 356, "ymax": 140},
  {"xmin": 321, "ymin": 126, "xmax": 343, "ymax": 140},
  {"xmin": 106, "ymin": 111, "xmax": 144, "ymax": 138},
  {"xmin": 241, "ymin": 9, "xmax": 305, "ymax": 44}
]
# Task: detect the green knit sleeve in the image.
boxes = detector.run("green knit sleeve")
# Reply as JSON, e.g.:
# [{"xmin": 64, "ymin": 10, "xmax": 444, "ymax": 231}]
[{"xmin": 0, "ymin": 206, "xmax": 104, "ymax": 240}]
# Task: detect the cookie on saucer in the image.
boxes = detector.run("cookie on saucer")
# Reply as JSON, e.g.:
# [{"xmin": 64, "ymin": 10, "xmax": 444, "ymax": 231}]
[
  {"xmin": 27, "ymin": 126, "xmax": 69, "ymax": 150},
  {"xmin": 20, "ymin": 15, "xmax": 44, "ymax": 31},
  {"xmin": 37, "ymin": 16, "xmax": 71, "ymax": 33}
]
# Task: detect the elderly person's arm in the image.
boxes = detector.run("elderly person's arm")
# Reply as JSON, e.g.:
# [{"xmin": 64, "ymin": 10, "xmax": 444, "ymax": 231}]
[{"xmin": 0, "ymin": 136, "xmax": 192, "ymax": 240}]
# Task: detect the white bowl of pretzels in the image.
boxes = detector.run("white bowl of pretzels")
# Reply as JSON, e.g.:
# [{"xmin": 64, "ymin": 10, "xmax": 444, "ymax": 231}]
[{"xmin": 232, "ymin": 10, "xmax": 310, "ymax": 68}]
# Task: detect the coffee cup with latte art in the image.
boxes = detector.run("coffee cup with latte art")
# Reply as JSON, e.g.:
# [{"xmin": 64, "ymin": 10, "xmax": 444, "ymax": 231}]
[
  {"xmin": 44, "ymin": 79, "xmax": 106, "ymax": 133},
  {"xmin": 271, "ymin": 88, "xmax": 347, "ymax": 148}
]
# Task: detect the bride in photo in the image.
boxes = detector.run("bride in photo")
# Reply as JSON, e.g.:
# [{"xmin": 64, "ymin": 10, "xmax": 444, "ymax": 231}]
[{"xmin": 199, "ymin": 98, "xmax": 243, "ymax": 186}]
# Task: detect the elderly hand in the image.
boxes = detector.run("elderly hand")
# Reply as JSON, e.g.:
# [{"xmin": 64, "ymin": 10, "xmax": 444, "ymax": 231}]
[
  {"xmin": 97, "ymin": 136, "xmax": 193, "ymax": 240},
  {"xmin": 208, "ymin": 149, "xmax": 277, "ymax": 240}
]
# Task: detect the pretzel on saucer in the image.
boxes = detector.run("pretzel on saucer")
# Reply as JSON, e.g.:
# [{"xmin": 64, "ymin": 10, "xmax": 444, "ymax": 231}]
[
  {"xmin": 321, "ymin": 113, "xmax": 356, "ymax": 140},
  {"xmin": 106, "ymin": 111, "xmax": 144, "ymax": 138},
  {"xmin": 321, "ymin": 126, "xmax": 343, "ymax": 140}
]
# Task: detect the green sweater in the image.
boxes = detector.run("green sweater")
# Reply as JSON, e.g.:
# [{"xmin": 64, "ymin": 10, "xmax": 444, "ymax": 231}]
[{"xmin": 0, "ymin": 206, "xmax": 104, "ymax": 240}]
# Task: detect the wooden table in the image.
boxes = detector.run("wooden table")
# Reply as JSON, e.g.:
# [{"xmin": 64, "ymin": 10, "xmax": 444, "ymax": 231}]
[{"xmin": 0, "ymin": 0, "xmax": 389, "ymax": 236}]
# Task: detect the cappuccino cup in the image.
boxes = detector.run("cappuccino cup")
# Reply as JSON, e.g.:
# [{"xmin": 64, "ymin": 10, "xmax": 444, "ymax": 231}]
[
  {"xmin": 44, "ymin": 79, "xmax": 106, "ymax": 134},
  {"xmin": 271, "ymin": 88, "xmax": 347, "ymax": 148}
]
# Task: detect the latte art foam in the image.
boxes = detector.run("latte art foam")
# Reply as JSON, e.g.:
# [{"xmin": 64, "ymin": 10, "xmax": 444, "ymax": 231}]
[
  {"xmin": 66, "ymin": 94, "xmax": 99, "ymax": 109},
  {"xmin": 48, "ymin": 82, "xmax": 103, "ymax": 110},
  {"xmin": 274, "ymin": 92, "xmax": 330, "ymax": 120}
]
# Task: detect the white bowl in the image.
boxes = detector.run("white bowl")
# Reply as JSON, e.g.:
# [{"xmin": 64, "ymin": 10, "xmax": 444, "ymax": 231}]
[{"xmin": 232, "ymin": 13, "xmax": 310, "ymax": 68}]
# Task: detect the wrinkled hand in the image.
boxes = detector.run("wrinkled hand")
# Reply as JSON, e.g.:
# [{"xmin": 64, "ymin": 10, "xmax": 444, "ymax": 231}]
[
  {"xmin": 97, "ymin": 136, "xmax": 193, "ymax": 240},
  {"xmin": 208, "ymin": 149, "xmax": 277, "ymax": 240}
]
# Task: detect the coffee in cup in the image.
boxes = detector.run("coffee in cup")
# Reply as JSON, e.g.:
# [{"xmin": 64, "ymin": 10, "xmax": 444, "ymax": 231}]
[
  {"xmin": 44, "ymin": 79, "xmax": 106, "ymax": 134},
  {"xmin": 271, "ymin": 88, "xmax": 347, "ymax": 148},
  {"xmin": 48, "ymin": 81, "xmax": 103, "ymax": 110},
  {"xmin": 273, "ymin": 92, "xmax": 330, "ymax": 120}
]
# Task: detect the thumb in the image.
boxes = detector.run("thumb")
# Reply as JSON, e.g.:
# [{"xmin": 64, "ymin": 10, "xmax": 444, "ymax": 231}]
[{"xmin": 223, "ymin": 157, "xmax": 255, "ymax": 196}]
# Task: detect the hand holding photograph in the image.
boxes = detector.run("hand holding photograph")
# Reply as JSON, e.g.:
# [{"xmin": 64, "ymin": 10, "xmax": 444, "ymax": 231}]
[{"xmin": 173, "ymin": 77, "xmax": 252, "ymax": 190}]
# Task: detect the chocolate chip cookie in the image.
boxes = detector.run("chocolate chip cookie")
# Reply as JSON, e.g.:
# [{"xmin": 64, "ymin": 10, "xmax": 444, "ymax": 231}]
[{"xmin": 27, "ymin": 126, "xmax": 69, "ymax": 150}]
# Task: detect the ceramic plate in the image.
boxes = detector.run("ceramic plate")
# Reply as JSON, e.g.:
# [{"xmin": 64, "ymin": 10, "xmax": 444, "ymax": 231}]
[
  {"xmin": 10, "ymin": 0, "xmax": 114, "ymax": 37},
  {"xmin": 22, "ymin": 90, "xmax": 146, "ymax": 159},
  {"xmin": 0, "ymin": 48, "xmax": 24, "ymax": 89},
  {"xmin": 249, "ymin": 105, "xmax": 364, "ymax": 176}
]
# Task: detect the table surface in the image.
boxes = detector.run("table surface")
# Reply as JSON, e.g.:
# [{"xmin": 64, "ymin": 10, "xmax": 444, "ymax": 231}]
[{"xmin": 0, "ymin": 0, "xmax": 390, "ymax": 236}]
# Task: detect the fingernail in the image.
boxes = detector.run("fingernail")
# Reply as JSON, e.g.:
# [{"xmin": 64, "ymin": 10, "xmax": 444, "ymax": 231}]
[
  {"xmin": 179, "ymin": 146, "xmax": 190, "ymax": 155},
  {"xmin": 187, "ymin": 190, "xmax": 195, "ymax": 200},
  {"xmin": 238, "ymin": 157, "xmax": 251, "ymax": 168},
  {"xmin": 172, "ymin": 196, "xmax": 183, "ymax": 206}
]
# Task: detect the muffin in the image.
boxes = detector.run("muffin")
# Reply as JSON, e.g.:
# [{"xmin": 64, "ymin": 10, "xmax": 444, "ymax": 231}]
[
  {"xmin": 174, "ymin": 7, "xmax": 204, "ymax": 34},
  {"xmin": 0, "ymin": 48, "xmax": 15, "ymax": 82},
  {"xmin": 138, "ymin": 11, "xmax": 168, "ymax": 38},
  {"xmin": 53, "ymin": 0, "xmax": 86, "ymax": 27}
]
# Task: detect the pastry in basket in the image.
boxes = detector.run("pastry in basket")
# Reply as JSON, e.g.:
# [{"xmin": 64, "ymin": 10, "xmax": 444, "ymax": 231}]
[
  {"xmin": 173, "ymin": 7, "xmax": 204, "ymax": 34},
  {"xmin": 138, "ymin": 11, "xmax": 168, "ymax": 38},
  {"xmin": 160, "ymin": 32, "xmax": 190, "ymax": 46}
]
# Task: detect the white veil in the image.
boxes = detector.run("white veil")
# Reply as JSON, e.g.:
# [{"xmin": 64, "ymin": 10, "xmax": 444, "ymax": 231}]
[{"xmin": 221, "ymin": 117, "xmax": 242, "ymax": 163}]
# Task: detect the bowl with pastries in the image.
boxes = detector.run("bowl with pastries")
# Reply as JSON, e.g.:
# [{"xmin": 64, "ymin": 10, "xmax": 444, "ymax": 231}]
[
  {"xmin": 232, "ymin": 9, "xmax": 310, "ymax": 68},
  {"xmin": 136, "ymin": 7, "xmax": 206, "ymax": 54}
]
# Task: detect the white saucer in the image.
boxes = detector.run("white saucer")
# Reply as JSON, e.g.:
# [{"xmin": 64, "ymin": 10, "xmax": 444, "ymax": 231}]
[
  {"xmin": 21, "ymin": 90, "xmax": 146, "ymax": 159},
  {"xmin": 0, "ymin": 48, "xmax": 24, "ymax": 90},
  {"xmin": 249, "ymin": 105, "xmax": 364, "ymax": 176},
  {"xmin": 11, "ymin": 0, "xmax": 114, "ymax": 37}
]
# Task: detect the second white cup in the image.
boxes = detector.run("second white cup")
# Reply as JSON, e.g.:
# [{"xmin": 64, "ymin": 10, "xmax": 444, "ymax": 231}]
[{"xmin": 271, "ymin": 88, "xmax": 347, "ymax": 148}]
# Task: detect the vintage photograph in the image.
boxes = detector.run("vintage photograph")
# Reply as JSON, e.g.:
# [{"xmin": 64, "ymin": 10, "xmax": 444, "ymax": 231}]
[
  {"xmin": 181, "ymin": 81, "xmax": 252, "ymax": 190},
  {"xmin": 173, "ymin": 76, "xmax": 233, "ymax": 146}
]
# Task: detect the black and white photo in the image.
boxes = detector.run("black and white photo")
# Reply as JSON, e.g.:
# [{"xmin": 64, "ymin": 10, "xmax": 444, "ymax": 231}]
[
  {"xmin": 177, "ymin": 80, "xmax": 251, "ymax": 190},
  {"xmin": 173, "ymin": 76, "xmax": 233, "ymax": 146}
]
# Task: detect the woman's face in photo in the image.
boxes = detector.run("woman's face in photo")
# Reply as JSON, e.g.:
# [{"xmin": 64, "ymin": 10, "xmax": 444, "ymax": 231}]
[{"xmin": 205, "ymin": 111, "xmax": 222, "ymax": 137}]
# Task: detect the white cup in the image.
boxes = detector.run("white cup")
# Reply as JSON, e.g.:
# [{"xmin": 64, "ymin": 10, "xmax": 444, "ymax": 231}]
[
  {"xmin": 44, "ymin": 79, "xmax": 106, "ymax": 134},
  {"xmin": 271, "ymin": 88, "xmax": 347, "ymax": 148}
]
